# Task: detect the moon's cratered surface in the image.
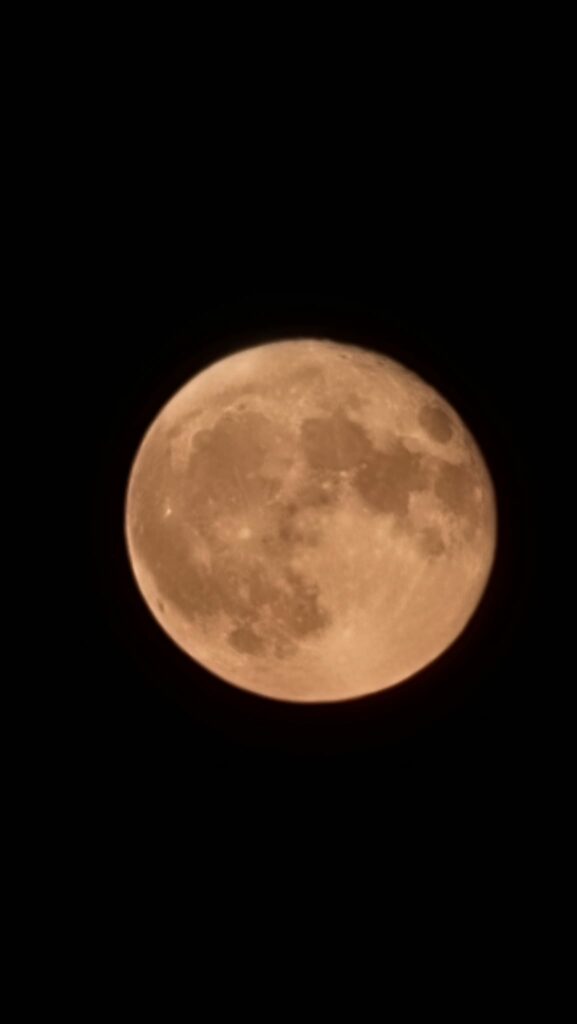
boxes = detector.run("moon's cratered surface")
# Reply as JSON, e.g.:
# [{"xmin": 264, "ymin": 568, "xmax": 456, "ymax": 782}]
[{"xmin": 125, "ymin": 339, "xmax": 496, "ymax": 702}]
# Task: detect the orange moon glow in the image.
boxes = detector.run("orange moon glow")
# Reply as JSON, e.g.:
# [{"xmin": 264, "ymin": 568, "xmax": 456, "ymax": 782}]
[{"xmin": 125, "ymin": 339, "xmax": 496, "ymax": 702}]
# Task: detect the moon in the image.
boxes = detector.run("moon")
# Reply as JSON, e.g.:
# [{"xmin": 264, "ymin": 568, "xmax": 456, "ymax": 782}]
[{"xmin": 125, "ymin": 339, "xmax": 496, "ymax": 703}]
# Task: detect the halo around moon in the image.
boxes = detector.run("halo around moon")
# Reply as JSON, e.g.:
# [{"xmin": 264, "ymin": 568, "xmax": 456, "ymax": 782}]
[{"xmin": 125, "ymin": 339, "xmax": 497, "ymax": 703}]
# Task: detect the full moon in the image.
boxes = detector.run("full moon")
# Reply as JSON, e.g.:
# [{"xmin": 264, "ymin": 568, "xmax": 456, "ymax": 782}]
[{"xmin": 125, "ymin": 339, "xmax": 496, "ymax": 702}]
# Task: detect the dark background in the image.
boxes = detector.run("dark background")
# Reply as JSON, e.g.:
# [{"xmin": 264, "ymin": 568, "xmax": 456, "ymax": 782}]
[{"xmin": 69, "ymin": 174, "xmax": 543, "ymax": 839}]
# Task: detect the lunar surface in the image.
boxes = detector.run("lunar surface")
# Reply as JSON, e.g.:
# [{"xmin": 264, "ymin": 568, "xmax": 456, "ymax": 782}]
[{"xmin": 125, "ymin": 339, "xmax": 496, "ymax": 702}]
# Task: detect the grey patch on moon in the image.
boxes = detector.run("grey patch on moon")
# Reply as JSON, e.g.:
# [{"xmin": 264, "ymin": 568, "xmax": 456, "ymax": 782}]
[
  {"xmin": 296, "ymin": 407, "xmax": 479, "ymax": 551},
  {"xmin": 228, "ymin": 624, "xmax": 265, "ymax": 656},
  {"xmin": 354, "ymin": 440, "xmax": 429, "ymax": 518},
  {"xmin": 276, "ymin": 503, "xmax": 321, "ymax": 549},
  {"xmin": 293, "ymin": 473, "xmax": 341, "ymax": 509},
  {"xmin": 418, "ymin": 526, "xmax": 446, "ymax": 558},
  {"xmin": 129, "ymin": 412, "xmax": 289, "ymax": 627},
  {"xmin": 268, "ymin": 568, "xmax": 330, "ymax": 640},
  {"xmin": 287, "ymin": 362, "xmax": 327, "ymax": 391},
  {"xmin": 418, "ymin": 403, "xmax": 454, "ymax": 443},
  {"xmin": 225, "ymin": 565, "xmax": 331, "ymax": 659},
  {"xmin": 274, "ymin": 637, "xmax": 298, "ymax": 660},
  {"xmin": 300, "ymin": 410, "xmax": 373, "ymax": 472},
  {"xmin": 434, "ymin": 461, "xmax": 479, "ymax": 526},
  {"xmin": 184, "ymin": 410, "xmax": 280, "ymax": 519}
]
